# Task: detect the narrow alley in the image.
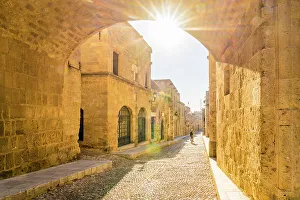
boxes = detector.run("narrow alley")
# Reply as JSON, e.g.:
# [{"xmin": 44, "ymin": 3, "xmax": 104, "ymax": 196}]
[
  {"xmin": 1, "ymin": 1, "xmax": 298, "ymax": 199},
  {"xmin": 35, "ymin": 134, "xmax": 217, "ymax": 200}
]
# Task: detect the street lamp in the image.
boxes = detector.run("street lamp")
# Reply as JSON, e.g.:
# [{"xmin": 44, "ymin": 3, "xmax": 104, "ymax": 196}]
[{"xmin": 149, "ymin": 92, "xmax": 157, "ymax": 102}]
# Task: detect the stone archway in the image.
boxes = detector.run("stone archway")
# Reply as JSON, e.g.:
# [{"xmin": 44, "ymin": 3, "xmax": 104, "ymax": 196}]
[{"xmin": 1, "ymin": 0, "xmax": 255, "ymax": 63}]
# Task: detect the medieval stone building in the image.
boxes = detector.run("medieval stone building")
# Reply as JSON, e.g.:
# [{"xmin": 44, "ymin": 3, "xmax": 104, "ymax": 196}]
[
  {"xmin": 190, "ymin": 111, "xmax": 202, "ymax": 132},
  {"xmin": 150, "ymin": 79, "xmax": 187, "ymax": 141},
  {"xmin": 79, "ymin": 23, "xmax": 152, "ymax": 151}
]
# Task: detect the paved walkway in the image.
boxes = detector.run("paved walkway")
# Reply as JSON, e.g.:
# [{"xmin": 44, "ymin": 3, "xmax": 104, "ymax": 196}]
[
  {"xmin": 0, "ymin": 160, "xmax": 112, "ymax": 200},
  {"xmin": 36, "ymin": 134, "xmax": 217, "ymax": 199},
  {"xmin": 202, "ymin": 135, "xmax": 249, "ymax": 200}
]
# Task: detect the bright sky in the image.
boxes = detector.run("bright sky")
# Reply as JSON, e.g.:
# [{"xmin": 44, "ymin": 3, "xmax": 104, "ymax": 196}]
[{"xmin": 129, "ymin": 20, "xmax": 209, "ymax": 111}]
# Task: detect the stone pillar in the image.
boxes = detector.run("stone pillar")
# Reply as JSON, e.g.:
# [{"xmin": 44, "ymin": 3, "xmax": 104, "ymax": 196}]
[
  {"xmin": 208, "ymin": 53, "xmax": 217, "ymax": 157},
  {"xmin": 204, "ymin": 91, "xmax": 209, "ymax": 137},
  {"xmin": 274, "ymin": 0, "xmax": 300, "ymax": 198},
  {"xmin": 132, "ymin": 105, "xmax": 138, "ymax": 146}
]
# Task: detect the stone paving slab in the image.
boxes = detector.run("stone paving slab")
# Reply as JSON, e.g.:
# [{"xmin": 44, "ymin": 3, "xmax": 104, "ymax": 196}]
[
  {"xmin": 202, "ymin": 135, "xmax": 249, "ymax": 200},
  {"xmin": 102, "ymin": 134, "xmax": 217, "ymax": 199},
  {"xmin": 113, "ymin": 135, "xmax": 189, "ymax": 159},
  {"xmin": 0, "ymin": 160, "xmax": 112, "ymax": 200}
]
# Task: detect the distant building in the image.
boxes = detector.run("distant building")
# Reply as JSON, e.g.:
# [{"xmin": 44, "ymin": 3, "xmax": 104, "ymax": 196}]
[
  {"xmin": 150, "ymin": 79, "xmax": 187, "ymax": 141},
  {"xmin": 185, "ymin": 106, "xmax": 191, "ymax": 134}
]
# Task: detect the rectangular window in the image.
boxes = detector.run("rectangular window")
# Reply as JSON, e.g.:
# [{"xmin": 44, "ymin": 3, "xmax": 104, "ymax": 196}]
[
  {"xmin": 113, "ymin": 52, "xmax": 118, "ymax": 75},
  {"xmin": 224, "ymin": 69, "xmax": 230, "ymax": 95},
  {"xmin": 145, "ymin": 73, "xmax": 148, "ymax": 88}
]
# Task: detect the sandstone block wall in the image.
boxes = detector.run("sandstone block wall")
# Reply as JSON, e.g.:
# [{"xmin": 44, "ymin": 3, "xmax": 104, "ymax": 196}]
[
  {"xmin": 80, "ymin": 75, "xmax": 108, "ymax": 149},
  {"xmin": 213, "ymin": 0, "xmax": 300, "ymax": 199},
  {"xmin": 0, "ymin": 35, "xmax": 80, "ymax": 178},
  {"xmin": 216, "ymin": 62, "xmax": 261, "ymax": 198},
  {"xmin": 275, "ymin": 0, "xmax": 300, "ymax": 198},
  {"xmin": 208, "ymin": 54, "xmax": 217, "ymax": 157}
]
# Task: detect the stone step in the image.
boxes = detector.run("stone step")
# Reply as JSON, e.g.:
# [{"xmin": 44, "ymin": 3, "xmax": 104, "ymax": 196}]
[{"xmin": 0, "ymin": 160, "xmax": 112, "ymax": 200}]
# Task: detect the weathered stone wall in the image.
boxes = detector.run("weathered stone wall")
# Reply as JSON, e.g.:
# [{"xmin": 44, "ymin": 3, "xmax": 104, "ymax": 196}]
[
  {"xmin": 275, "ymin": 0, "xmax": 300, "ymax": 198},
  {"xmin": 204, "ymin": 91, "xmax": 209, "ymax": 137},
  {"xmin": 216, "ymin": 62, "xmax": 261, "ymax": 198},
  {"xmin": 214, "ymin": 0, "xmax": 271, "ymax": 196},
  {"xmin": 214, "ymin": 0, "xmax": 300, "ymax": 199},
  {"xmin": 80, "ymin": 75, "xmax": 108, "ymax": 149},
  {"xmin": 62, "ymin": 66, "xmax": 81, "ymax": 163},
  {"xmin": 108, "ymin": 23, "xmax": 152, "ymax": 87},
  {"xmin": 0, "ymin": 34, "xmax": 80, "ymax": 178},
  {"xmin": 80, "ymin": 30, "xmax": 111, "ymax": 73},
  {"xmin": 208, "ymin": 54, "xmax": 217, "ymax": 157}
]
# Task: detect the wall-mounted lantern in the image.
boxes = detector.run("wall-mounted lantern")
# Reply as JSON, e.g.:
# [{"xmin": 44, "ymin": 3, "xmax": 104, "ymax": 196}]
[{"xmin": 149, "ymin": 92, "xmax": 157, "ymax": 102}]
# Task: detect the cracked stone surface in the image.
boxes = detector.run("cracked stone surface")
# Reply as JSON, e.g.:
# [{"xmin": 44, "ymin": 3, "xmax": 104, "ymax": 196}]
[{"xmin": 35, "ymin": 134, "xmax": 217, "ymax": 200}]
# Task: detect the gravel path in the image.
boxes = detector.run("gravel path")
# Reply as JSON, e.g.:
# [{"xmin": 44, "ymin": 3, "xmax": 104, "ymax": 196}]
[{"xmin": 35, "ymin": 134, "xmax": 217, "ymax": 200}]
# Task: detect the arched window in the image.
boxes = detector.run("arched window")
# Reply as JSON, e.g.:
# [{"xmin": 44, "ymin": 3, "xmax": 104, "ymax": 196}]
[
  {"xmin": 138, "ymin": 108, "xmax": 146, "ymax": 143},
  {"xmin": 118, "ymin": 106, "xmax": 131, "ymax": 147}
]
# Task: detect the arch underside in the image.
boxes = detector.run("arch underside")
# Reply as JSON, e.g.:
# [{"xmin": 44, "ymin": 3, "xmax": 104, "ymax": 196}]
[{"xmin": 0, "ymin": 0, "xmax": 251, "ymax": 64}]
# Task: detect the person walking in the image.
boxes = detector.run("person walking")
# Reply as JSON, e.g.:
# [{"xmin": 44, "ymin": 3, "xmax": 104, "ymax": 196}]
[{"xmin": 190, "ymin": 129, "xmax": 194, "ymax": 144}]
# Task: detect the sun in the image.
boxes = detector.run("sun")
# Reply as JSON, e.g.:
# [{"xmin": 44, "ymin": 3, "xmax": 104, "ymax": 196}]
[{"xmin": 153, "ymin": 13, "xmax": 184, "ymax": 49}]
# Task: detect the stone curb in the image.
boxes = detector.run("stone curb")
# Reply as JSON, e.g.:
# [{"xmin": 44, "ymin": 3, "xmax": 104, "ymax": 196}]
[
  {"xmin": 201, "ymin": 135, "xmax": 221, "ymax": 200},
  {"xmin": 0, "ymin": 160, "xmax": 112, "ymax": 200}
]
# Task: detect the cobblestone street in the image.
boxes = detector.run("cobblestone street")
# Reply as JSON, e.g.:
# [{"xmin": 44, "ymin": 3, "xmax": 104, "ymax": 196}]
[{"xmin": 36, "ymin": 134, "xmax": 217, "ymax": 200}]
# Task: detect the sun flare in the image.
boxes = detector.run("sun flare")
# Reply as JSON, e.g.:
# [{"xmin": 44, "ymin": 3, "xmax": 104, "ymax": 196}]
[{"xmin": 153, "ymin": 13, "xmax": 184, "ymax": 49}]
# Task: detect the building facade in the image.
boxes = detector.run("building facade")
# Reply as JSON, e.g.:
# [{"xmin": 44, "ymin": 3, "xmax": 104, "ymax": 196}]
[
  {"xmin": 201, "ymin": 107, "xmax": 206, "ymax": 134},
  {"xmin": 79, "ymin": 23, "xmax": 152, "ymax": 151},
  {"xmin": 150, "ymin": 80, "xmax": 170, "ymax": 142},
  {"xmin": 150, "ymin": 80, "xmax": 187, "ymax": 142}
]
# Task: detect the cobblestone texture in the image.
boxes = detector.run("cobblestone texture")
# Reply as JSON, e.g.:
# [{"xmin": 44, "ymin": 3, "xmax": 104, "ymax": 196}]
[{"xmin": 35, "ymin": 134, "xmax": 217, "ymax": 200}]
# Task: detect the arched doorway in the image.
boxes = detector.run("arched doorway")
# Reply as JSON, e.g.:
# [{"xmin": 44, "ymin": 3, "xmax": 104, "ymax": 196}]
[
  {"xmin": 138, "ymin": 108, "xmax": 146, "ymax": 143},
  {"xmin": 161, "ymin": 120, "xmax": 164, "ymax": 140},
  {"xmin": 118, "ymin": 106, "xmax": 131, "ymax": 147}
]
